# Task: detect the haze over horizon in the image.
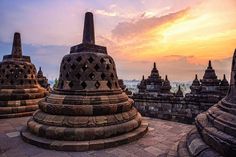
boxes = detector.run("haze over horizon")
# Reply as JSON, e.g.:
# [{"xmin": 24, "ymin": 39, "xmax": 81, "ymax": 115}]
[{"xmin": 0, "ymin": 0, "xmax": 235, "ymax": 81}]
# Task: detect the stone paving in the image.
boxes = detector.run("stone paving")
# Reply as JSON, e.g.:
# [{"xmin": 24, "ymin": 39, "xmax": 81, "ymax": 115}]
[{"xmin": 0, "ymin": 117, "xmax": 193, "ymax": 157}]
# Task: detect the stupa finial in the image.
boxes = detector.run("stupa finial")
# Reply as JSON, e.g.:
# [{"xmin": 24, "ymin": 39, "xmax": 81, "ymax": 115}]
[
  {"xmin": 82, "ymin": 12, "xmax": 95, "ymax": 44},
  {"xmin": 11, "ymin": 32, "xmax": 22, "ymax": 58},
  {"xmin": 154, "ymin": 62, "xmax": 156, "ymax": 68},
  {"xmin": 208, "ymin": 60, "xmax": 212, "ymax": 69}
]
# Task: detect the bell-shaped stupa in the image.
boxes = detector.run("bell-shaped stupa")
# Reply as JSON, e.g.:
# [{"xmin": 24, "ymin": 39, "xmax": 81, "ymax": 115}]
[
  {"xmin": 36, "ymin": 67, "xmax": 50, "ymax": 91},
  {"xmin": 0, "ymin": 33, "xmax": 48, "ymax": 118},
  {"xmin": 173, "ymin": 49, "xmax": 236, "ymax": 157},
  {"xmin": 21, "ymin": 12, "xmax": 148, "ymax": 151}
]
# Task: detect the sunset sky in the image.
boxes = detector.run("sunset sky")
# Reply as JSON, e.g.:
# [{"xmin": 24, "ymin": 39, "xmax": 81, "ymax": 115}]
[{"xmin": 0, "ymin": 0, "xmax": 236, "ymax": 81}]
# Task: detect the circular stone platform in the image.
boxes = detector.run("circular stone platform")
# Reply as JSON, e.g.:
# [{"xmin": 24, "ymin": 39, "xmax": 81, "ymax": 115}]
[
  {"xmin": 21, "ymin": 12, "xmax": 148, "ymax": 151},
  {"xmin": 0, "ymin": 33, "xmax": 48, "ymax": 118}
]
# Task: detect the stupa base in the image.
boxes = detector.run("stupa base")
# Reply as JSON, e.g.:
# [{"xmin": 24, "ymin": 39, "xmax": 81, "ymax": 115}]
[
  {"xmin": 21, "ymin": 121, "xmax": 148, "ymax": 151},
  {"xmin": 167, "ymin": 128, "xmax": 221, "ymax": 157},
  {"xmin": 0, "ymin": 104, "xmax": 38, "ymax": 119},
  {"xmin": 0, "ymin": 111, "xmax": 35, "ymax": 119}
]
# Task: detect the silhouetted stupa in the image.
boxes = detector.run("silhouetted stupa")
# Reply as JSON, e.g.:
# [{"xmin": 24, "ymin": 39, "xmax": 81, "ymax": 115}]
[
  {"xmin": 36, "ymin": 67, "xmax": 50, "ymax": 91},
  {"xmin": 172, "ymin": 49, "xmax": 236, "ymax": 157},
  {"xmin": 0, "ymin": 33, "xmax": 47, "ymax": 118},
  {"xmin": 185, "ymin": 60, "xmax": 229, "ymax": 111},
  {"xmin": 21, "ymin": 12, "xmax": 148, "ymax": 151}
]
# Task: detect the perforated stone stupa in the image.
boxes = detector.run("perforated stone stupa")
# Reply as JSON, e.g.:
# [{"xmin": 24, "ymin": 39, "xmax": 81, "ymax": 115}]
[
  {"xmin": 0, "ymin": 33, "xmax": 48, "ymax": 118},
  {"xmin": 21, "ymin": 12, "xmax": 148, "ymax": 151},
  {"xmin": 172, "ymin": 49, "xmax": 236, "ymax": 157}
]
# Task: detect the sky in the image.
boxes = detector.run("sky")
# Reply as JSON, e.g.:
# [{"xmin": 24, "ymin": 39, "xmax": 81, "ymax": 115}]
[{"xmin": 0, "ymin": 0, "xmax": 236, "ymax": 81}]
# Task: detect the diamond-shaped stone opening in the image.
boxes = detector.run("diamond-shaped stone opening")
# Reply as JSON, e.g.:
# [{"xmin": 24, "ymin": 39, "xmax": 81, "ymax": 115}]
[
  {"xmin": 81, "ymin": 81, "xmax": 87, "ymax": 89},
  {"xmin": 76, "ymin": 56, "xmax": 82, "ymax": 62},
  {"xmin": 6, "ymin": 74, "xmax": 9, "ymax": 79},
  {"xmin": 110, "ymin": 73, "xmax": 114, "ymax": 80},
  {"xmin": 109, "ymin": 59, "xmax": 113, "ymax": 64},
  {"xmin": 101, "ymin": 73, "xmax": 106, "ymax": 80},
  {"xmin": 67, "ymin": 57, "xmax": 71, "ymax": 62},
  {"xmin": 94, "ymin": 64, "xmax": 100, "ymax": 71},
  {"xmin": 10, "ymin": 80, "xmax": 14, "ymax": 85},
  {"xmin": 28, "ymin": 80, "xmax": 31, "ymax": 84},
  {"xmin": 89, "ymin": 73, "xmax": 95, "ymax": 80},
  {"xmin": 82, "ymin": 64, "xmax": 88, "ymax": 71},
  {"xmin": 27, "ymin": 69, "xmax": 31, "ymax": 73},
  {"xmin": 95, "ymin": 81, "xmax": 100, "ymax": 89},
  {"xmin": 63, "ymin": 64, "xmax": 66, "ymax": 70},
  {"xmin": 75, "ymin": 73, "xmax": 81, "ymax": 80},
  {"xmin": 61, "ymin": 59, "xmax": 65, "ymax": 64},
  {"xmin": 88, "ymin": 56, "xmax": 94, "ymax": 63},
  {"xmin": 1, "ymin": 80, "xmax": 4, "ymax": 84},
  {"xmin": 106, "ymin": 65, "xmax": 110, "ymax": 70},
  {"xmin": 60, "ymin": 81, "xmax": 64, "ymax": 88},
  {"xmin": 24, "ymin": 74, "xmax": 27, "ymax": 78},
  {"xmin": 20, "ymin": 80, "xmax": 23, "ymax": 85},
  {"xmin": 107, "ymin": 81, "xmax": 112, "ymax": 89},
  {"xmin": 69, "ymin": 81, "xmax": 74, "ymax": 88},
  {"xmin": 6, "ymin": 65, "xmax": 10, "ymax": 69},
  {"xmin": 66, "ymin": 72, "xmax": 69, "ymax": 78},
  {"xmin": 71, "ymin": 64, "xmax": 76, "ymax": 70},
  {"xmin": 2, "ymin": 69, "xmax": 5, "ymax": 73},
  {"xmin": 100, "ymin": 58, "xmax": 105, "ymax": 64},
  {"xmin": 31, "ymin": 74, "xmax": 34, "ymax": 78}
]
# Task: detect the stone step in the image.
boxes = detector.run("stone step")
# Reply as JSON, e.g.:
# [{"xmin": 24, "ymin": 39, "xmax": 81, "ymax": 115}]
[{"xmin": 21, "ymin": 121, "xmax": 148, "ymax": 151}]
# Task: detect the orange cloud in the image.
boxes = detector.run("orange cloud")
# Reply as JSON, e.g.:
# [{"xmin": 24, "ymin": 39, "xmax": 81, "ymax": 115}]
[
  {"xmin": 97, "ymin": 0, "xmax": 236, "ymax": 81},
  {"xmin": 112, "ymin": 8, "xmax": 189, "ymax": 40}
]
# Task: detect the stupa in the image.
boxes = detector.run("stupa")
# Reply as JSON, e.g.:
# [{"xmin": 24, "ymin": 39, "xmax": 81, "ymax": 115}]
[
  {"xmin": 161, "ymin": 75, "xmax": 172, "ymax": 94},
  {"xmin": 21, "ymin": 12, "xmax": 148, "ymax": 151},
  {"xmin": 137, "ymin": 75, "xmax": 146, "ymax": 93},
  {"xmin": 0, "ymin": 33, "xmax": 47, "ymax": 118},
  {"xmin": 172, "ymin": 50, "xmax": 236, "ymax": 157},
  {"xmin": 36, "ymin": 67, "xmax": 50, "ymax": 91},
  {"xmin": 185, "ymin": 61, "xmax": 229, "ymax": 111},
  {"xmin": 145, "ymin": 62, "xmax": 164, "ymax": 93},
  {"xmin": 175, "ymin": 85, "xmax": 183, "ymax": 97}
]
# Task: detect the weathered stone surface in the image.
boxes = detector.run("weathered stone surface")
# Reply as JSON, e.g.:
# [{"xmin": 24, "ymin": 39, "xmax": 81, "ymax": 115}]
[
  {"xmin": 21, "ymin": 12, "xmax": 148, "ymax": 151},
  {"xmin": 134, "ymin": 61, "xmax": 229, "ymax": 124},
  {"xmin": 0, "ymin": 116, "xmax": 193, "ymax": 156},
  {"xmin": 0, "ymin": 33, "xmax": 48, "ymax": 118},
  {"xmin": 170, "ymin": 49, "xmax": 236, "ymax": 157}
]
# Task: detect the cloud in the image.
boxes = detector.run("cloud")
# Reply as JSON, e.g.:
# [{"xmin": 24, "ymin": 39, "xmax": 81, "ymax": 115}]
[
  {"xmin": 116, "ymin": 55, "xmax": 232, "ymax": 81},
  {"xmin": 0, "ymin": 0, "xmax": 235, "ymax": 82},
  {"xmin": 112, "ymin": 8, "xmax": 189, "ymax": 39},
  {"xmin": 95, "ymin": 10, "xmax": 118, "ymax": 17}
]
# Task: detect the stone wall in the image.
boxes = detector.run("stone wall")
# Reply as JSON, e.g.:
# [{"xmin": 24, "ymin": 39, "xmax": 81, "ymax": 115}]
[{"xmin": 133, "ymin": 93, "xmax": 224, "ymax": 124}]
